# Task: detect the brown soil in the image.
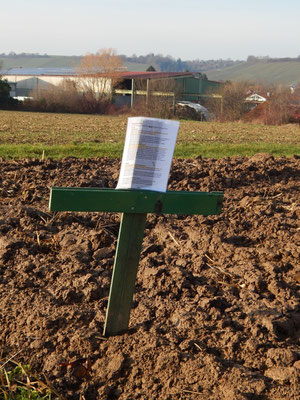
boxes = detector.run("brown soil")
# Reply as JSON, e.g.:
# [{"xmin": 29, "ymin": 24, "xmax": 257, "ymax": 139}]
[{"xmin": 0, "ymin": 155, "xmax": 299, "ymax": 400}]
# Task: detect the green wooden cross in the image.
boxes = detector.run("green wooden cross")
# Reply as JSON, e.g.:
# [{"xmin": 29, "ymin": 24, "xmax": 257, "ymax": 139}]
[{"xmin": 49, "ymin": 187, "xmax": 223, "ymax": 336}]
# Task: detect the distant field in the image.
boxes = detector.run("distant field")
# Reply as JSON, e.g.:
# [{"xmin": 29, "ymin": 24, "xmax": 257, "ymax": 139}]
[
  {"xmin": 0, "ymin": 110, "xmax": 299, "ymax": 159},
  {"xmin": 0, "ymin": 56, "xmax": 149, "ymax": 72},
  {"xmin": 205, "ymin": 61, "xmax": 300, "ymax": 85},
  {"xmin": 0, "ymin": 55, "xmax": 82, "ymax": 69}
]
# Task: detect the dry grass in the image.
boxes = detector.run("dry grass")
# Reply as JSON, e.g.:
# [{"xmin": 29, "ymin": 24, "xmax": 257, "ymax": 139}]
[
  {"xmin": 0, "ymin": 111, "xmax": 127, "ymax": 145},
  {"xmin": 0, "ymin": 359, "xmax": 63, "ymax": 399},
  {"xmin": 0, "ymin": 110, "xmax": 299, "ymax": 146}
]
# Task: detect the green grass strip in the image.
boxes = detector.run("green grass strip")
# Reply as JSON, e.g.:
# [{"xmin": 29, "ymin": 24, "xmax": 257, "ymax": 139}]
[
  {"xmin": 174, "ymin": 143, "xmax": 300, "ymax": 158},
  {"xmin": 0, "ymin": 143, "xmax": 124, "ymax": 159},
  {"xmin": 0, "ymin": 142, "xmax": 299, "ymax": 160}
]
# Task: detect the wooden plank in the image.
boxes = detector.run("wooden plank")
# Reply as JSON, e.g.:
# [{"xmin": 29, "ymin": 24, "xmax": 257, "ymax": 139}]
[
  {"xmin": 49, "ymin": 188, "xmax": 223, "ymax": 215},
  {"xmin": 103, "ymin": 212, "xmax": 147, "ymax": 336}
]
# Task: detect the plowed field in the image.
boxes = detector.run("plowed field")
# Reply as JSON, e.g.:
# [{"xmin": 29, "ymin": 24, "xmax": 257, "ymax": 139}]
[{"xmin": 0, "ymin": 154, "xmax": 299, "ymax": 399}]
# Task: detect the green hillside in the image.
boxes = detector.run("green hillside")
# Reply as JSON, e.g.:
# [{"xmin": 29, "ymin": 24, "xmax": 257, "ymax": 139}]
[
  {"xmin": 2, "ymin": 55, "xmax": 299, "ymax": 84},
  {"xmin": 0, "ymin": 56, "xmax": 149, "ymax": 72},
  {"xmin": 0, "ymin": 56, "xmax": 81, "ymax": 69},
  {"xmin": 205, "ymin": 61, "xmax": 300, "ymax": 85}
]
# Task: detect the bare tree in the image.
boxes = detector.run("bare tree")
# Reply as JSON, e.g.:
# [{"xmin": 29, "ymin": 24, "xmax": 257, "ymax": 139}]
[{"xmin": 76, "ymin": 48, "xmax": 123, "ymax": 99}]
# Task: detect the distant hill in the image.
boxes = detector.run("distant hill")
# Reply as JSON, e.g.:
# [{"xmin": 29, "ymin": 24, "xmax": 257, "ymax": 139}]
[
  {"xmin": 1, "ymin": 54, "xmax": 300, "ymax": 85},
  {"xmin": 0, "ymin": 55, "xmax": 150, "ymax": 73},
  {"xmin": 0, "ymin": 53, "xmax": 241, "ymax": 74},
  {"xmin": 204, "ymin": 60, "xmax": 300, "ymax": 85},
  {"xmin": 0, "ymin": 55, "xmax": 81, "ymax": 69}
]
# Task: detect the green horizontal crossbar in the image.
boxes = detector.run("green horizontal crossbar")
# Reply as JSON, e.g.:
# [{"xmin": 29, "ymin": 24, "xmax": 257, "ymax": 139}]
[{"xmin": 49, "ymin": 187, "xmax": 223, "ymax": 215}]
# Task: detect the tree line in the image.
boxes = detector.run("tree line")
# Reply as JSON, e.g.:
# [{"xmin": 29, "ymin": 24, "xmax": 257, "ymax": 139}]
[
  {"xmin": 247, "ymin": 55, "xmax": 300, "ymax": 63},
  {"xmin": 120, "ymin": 53, "xmax": 241, "ymax": 72},
  {"xmin": 1, "ymin": 51, "xmax": 242, "ymax": 72},
  {"xmin": 3, "ymin": 51, "xmax": 300, "ymax": 72}
]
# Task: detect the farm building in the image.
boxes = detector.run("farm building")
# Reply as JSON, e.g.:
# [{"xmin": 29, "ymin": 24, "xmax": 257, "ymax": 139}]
[
  {"xmin": 2, "ymin": 69, "xmax": 223, "ymax": 108},
  {"xmin": 112, "ymin": 71, "xmax": 222, "ymax": 107},
  {"xmin": 2, "ymin": 69, "xmax": 78, "ymax": 98}
]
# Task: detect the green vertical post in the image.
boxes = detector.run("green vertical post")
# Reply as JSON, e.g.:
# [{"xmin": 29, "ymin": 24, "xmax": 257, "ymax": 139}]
[
  {"xmin": 172, "ymin": 93, "xmax": 176, "ymax": 115},
  {"xmin": 220, "ymin": 95, "xmax": 224, "ymax": 116},
  {"xmin": 131, "ymin": 79, "xmax": 135, "ymax": 108},
  {"xmin": 146, "ymin": 79, "xmax": 150, "ymax": 106},
  {"xmin": 103, "ymin": 212, "xmax": 147, "ymax": 336}
]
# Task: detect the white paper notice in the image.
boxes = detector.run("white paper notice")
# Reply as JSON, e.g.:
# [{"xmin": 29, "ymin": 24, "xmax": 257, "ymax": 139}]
[{"xmin": 116, "ymin": 117, "xmax": 180, "ymax": 192}]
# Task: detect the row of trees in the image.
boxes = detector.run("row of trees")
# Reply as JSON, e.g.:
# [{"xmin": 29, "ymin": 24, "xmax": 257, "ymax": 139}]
[
  {"xmin": 4, "ymin": 51, "xmax": 300, "ymax": 72},
  {"xmin": 0, "ymin": 52, "xmax": 49, "ymax": 58},
  {"xmin": 122, "ymin": 53, "xmax": 241, "ymax": 72},
  {"xmin": 247, "ymin": 55, "xmax": 300, "ymax": 64},
  {"xmin": 0, "ymin": 51, "xmax": 242, "ymax": 72}
]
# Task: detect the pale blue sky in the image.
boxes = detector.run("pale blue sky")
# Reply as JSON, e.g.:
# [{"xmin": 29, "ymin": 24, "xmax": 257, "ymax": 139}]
[{"xmin": 1, "ymin": 0, "xmax": 300, "ymax": 60}]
